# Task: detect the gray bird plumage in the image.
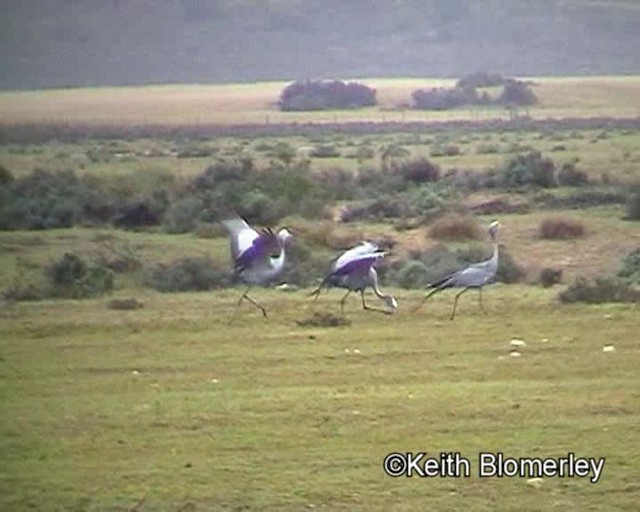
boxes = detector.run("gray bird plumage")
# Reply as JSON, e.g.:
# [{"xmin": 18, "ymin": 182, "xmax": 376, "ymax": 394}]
[
  {"xmin": 310, "ymin": 241, "xmax": 398, "ymax": 314},
  {"xmin": 414, "ymin": 221, "xmax": 500, "ymax": 319},
  {"xmin": 221, "ymin": 216, "xmax": 292, "ymax": 319}
]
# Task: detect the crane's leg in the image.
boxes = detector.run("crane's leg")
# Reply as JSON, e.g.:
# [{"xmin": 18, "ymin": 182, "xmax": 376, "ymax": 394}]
[
  {"xmin": 451, "ymin": 287, "xmax": 471, "ymax": 320},
  {"xmin": 361, "ymin": 291, "xmax": 394, "ymax": 314},
  {"xmin": 243, "ymin": 291, "xmax": 268, "ymax": 318},
  {"xmin": 478, "ymin": 287, "xmax": 486, "ymax": 313},
  {"xmin": 339, "ymin": 290, "xmax": 352, "ymax": 315},
  {"xmin": 230, "ymin": 286, "xmax": 268, "ymax": 321},
  {"xmin": 412, "ymin": 286, "xmax": 444, "ymax": 312}
]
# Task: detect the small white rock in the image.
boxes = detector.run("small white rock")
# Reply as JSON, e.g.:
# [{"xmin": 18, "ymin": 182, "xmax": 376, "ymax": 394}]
[
  {"xmin": 132, "ymin": 370, "xmax": 140, "ymax": 376},
  {"xmin": 602, "ymin": 345, "xmax": 615, "ymax": 353},
  {"xmin": 510, "ymin": 351, "xmax": 522, "ymax": 358},
  {"xmin": 603, "ymin": 314, "xmax": 613, "ymax": 320},
  {"xmin": 344, "ymin": 348, "xmax": 351, "ymax": 354},
  {"xmin": 211, "ymin": 378, "xmax": 219, "ymax": 384},
  {"xmin": 541, "ymin": 338, "xmax": 549, "ymax": 343},
  {"xmin": 526, "ymin": 477, "xmax": 544, "ymax": 488},
  {"xmin": 353, "ymin": 349, "xmax": 361, "ymax": 355},
  {"xmin": 510, "ymin": 339, "xmax": 526, "ymax": 348}
]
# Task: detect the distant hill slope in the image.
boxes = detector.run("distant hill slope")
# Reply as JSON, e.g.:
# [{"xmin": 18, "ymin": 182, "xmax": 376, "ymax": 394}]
[{"xmin": 2, "ymin": 0, "xmax": 640, "ymax": 90}]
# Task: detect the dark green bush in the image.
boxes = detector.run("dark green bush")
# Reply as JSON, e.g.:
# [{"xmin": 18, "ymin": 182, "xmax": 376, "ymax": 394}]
[
  {"xmin": 412, "ymin": 86, "xmax": 478, "ymax": 110},
  {"xmin": 498, "ymin": 80, "xmax": 537, "ymax": 106},
  {"xmin": 625, "ymin": 186, "xmax": 640, "ymax": 220},
  {"xmin": 501, "ymin": 151, "xmax": 556, "ymax": 188},
  {"xmin": 394, "ymin": 260, "xmax": 431, "ymax": 289},
  {"xmin": 45, "ymin": 252, "xmax": 114, "ymax": 299},
  {"xmin": 617, "ymin": 248, "xmax": 640, "ymax": 284},
  {"xmin": 144, "ymin": 256, "xmax": 229, "ymax": 292},
  {"xmin": 540, "ymin": 267, "xmax": 563, "ymax": 288},
  {"xmin": 388, "ymin": 244, "xmax": 463, "ymax": 289},
  {"xmin": 393, "ymin": 157, "xmax": 440, "ymax": 184},
  {"xmin": 279, "ymin": 80, "xmax": 376, "ymax": 111},
  {"xmin": 310, "ymin": 145, "xmax": 341, "ymax": 158},
  {"xmin": 557, "ymin": 162, "xmax": 589, "ymax": 187},
  {"xmin": 559, "ymin": 276, "xmax": 640, "ymax": 304},
  {"xmin": 0, "ymin": 165, "xmax": 13, "ymax": 185},
  {"xmin": 456, "ymin": 72, "xmax": 506, "ymax": 89}
]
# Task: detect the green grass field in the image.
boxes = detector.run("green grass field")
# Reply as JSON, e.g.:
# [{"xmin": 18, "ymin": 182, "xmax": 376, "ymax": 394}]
[
  {"xmin": 1, "ymin": 76, "xmax": 639, "ymax": 510},
  {"xmin": 1, "ymin": 288, "xmax": 639, "ymax": 510}
]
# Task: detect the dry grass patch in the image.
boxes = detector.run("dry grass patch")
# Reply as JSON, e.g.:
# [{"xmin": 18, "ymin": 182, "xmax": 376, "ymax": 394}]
[
  {"xmin": 429, "ymin": 214, "xmax": 483, "ymax": 241},
  {"xmin": 538, "ymin": 217, "xmax": 586, "ymax": 240}
]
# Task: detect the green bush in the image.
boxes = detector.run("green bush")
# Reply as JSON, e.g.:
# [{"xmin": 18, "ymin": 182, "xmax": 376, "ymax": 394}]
[
  {"xmin": 540, "ymin": 267, "xmax": 563, "ymax": 288},
  {"xmin": 557, "ymin": 162, "xmax": 589, "ymax": 187},
  {"xmin": 144, "ymin": 256, "xmax": 229, "ymax": 292},
  {"xmin": 617, "ymin": 248, "xmax": 640, "ymax": 284},
  {"xmin": 45, "ymin": 253, "xmax": 114, "ymax": 299},
  {"xmin": 500, "ymin": 151, "xmax": 556, "ymax": 189},
  {"xmin": 394, "ymin": 157, "xmax": 440, "ymax": 184},
  {"xmin": 389, "ymin": 244, "xmax": 462, "ymax": 288},
  {"xmin": 394, "ymin": 260, "xmax": 431, "ymax": 289},
  {"xmin": 559, "ymin": 276, "xmax": 640, "ymax": 304},
  {"xmin": 625, "ymin": 186, "xmax": 640, "ymax": 220}
]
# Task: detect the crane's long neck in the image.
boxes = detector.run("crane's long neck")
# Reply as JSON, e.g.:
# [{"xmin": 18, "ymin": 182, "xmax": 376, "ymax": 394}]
[
  {"xmin": 268, "ymin": 240, "xmax": 287, "ymax": 277},
  {"xmin": 488, "ymin": 238, "xmax": 499, "ymax": 272},
  {"xmin": 370, "ymin": 269, "xmax": 391, "ymax": 300}
]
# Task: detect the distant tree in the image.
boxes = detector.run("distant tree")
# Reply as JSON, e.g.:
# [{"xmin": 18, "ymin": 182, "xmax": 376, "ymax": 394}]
[
  {"xmin": 456, "ymin": 71, "xmax": 506, "ymax": 89},
  {"xmin": 278, "ymin": 80, "xmax": 376, "ymax": 111},
  {"xmin": 411, "ymin": 86, "xmax": 478, "ymax": 110},
  {"xmin": 498, "ymin": 79, "xmax": 537, "ymax": 106}
]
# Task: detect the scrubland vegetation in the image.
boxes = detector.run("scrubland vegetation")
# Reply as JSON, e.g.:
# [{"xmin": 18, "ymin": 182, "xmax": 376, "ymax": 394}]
[{"xmin": 1, "ymin": 77, "xmax": 639, "ymax": 510}]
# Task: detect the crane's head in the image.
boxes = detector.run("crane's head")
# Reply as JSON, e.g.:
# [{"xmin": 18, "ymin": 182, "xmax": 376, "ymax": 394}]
[
  {"xmin": 488, "ymin": 220, "xmax": 500, "ymax": 241},
  {"xmin": 277, "ymin": 228, "xmax": 293, "ymax": 246},
  {"xmin": 384, "ymin": 294, "xmax": 399, "ymax": 313}
]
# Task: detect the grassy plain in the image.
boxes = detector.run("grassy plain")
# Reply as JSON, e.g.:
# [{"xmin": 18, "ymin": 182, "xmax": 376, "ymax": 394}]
[
  {"xmin": 0, "ymin": 76, "xmax": 639, "ymax": 510},
  {"xmin": 1, "ymin": 76, "xmax": 640, "ymax": 126},
  {"xmin": 1, "ymin": 287, "xmax": 639, "ymax": 511}
]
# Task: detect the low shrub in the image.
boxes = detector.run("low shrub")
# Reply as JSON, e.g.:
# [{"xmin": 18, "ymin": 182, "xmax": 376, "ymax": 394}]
[
  {"xmin": 540, "ymin": 267, "xmax": 563, "ymax": 288},
  {"xmin": 310, "ymin": 145, "xmax": 341, "ymax": 158},
  {"xmin": 45, "ymin": 252, "xmax": 114, "ymax": 299},
  {"xmin": 394, "ymin": 260, "xmax": 431, "ymax": 289},
  {"xmin": 533, "ymin": 189, "xmax": 626, "ymax": 209},
  {"xmin": 394, "ymin": 157, "xmax": 440, "ymax": 184},
  {"xmin": 428, "ymin": 214, "xmax": 482, "ymax": 241},
  {"xmin": 144, "ymin": 256, "xmax": 228, "ymax": 292},
  {"xmin": 625, "ymin": 186, "xmax": 640, "ymax": 220},
  {"xmin": 501, "ymin": 151, "xmax": 556, "ymax": 189},
  {"xmin": 559, "ymin": 276, "xmax": 640, "ymax": 303},
  {"xmin": 617, "ymin": 248, "xmax": 640, "ymax": 284},
  {"xmin": 557, "ymin": 162, "xmax": 589, "ymax": 187},
  {"xmin": 538, "ymin": 217, "xmax": 585, "ymax": 239},
  {"xmin": 430, "ymin": 145, "xmax": 461, "ymax": 157},
  {"xmin": 108, "ymin": 297, "xmax": 144, "ymax": 310}
]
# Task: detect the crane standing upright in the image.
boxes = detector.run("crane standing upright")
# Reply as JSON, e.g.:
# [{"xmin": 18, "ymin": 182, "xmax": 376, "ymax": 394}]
[{"xmin": 414, "ymin": 221, "xmax": 500, "ymax": 319}]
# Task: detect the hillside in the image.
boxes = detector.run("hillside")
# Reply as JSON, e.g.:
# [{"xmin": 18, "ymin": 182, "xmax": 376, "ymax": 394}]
[{"xmin": 2, "ymin": 0, "xmax": 640, "ymax": 89}]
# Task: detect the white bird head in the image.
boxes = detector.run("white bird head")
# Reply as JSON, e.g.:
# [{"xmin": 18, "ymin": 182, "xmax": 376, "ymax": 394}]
[
  {"xmin": 385, "ymin": 295, "xmax": 399, "ymax": 313},
  {"xmin": 488, "ymin": 220, "xmax": 500, "ymax": 241},
  {"xmin": 277, "ymin": 228, "xmax": 293, "ymax": 245}
]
